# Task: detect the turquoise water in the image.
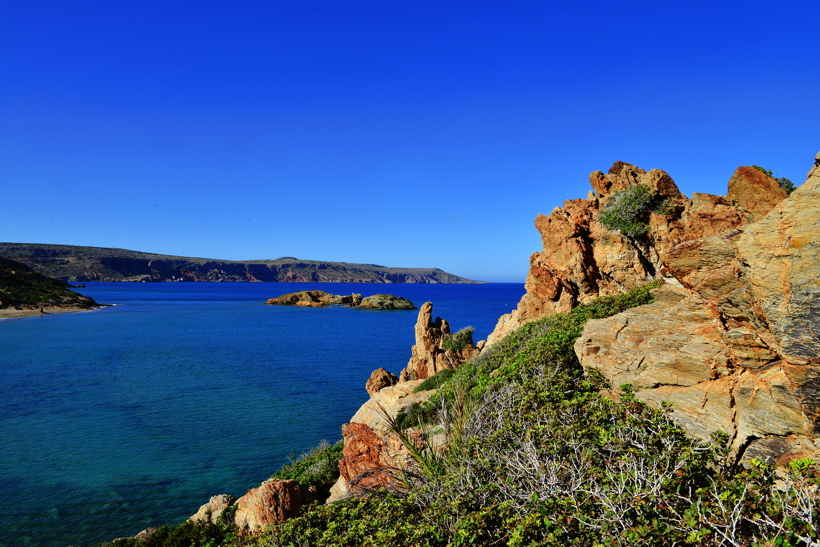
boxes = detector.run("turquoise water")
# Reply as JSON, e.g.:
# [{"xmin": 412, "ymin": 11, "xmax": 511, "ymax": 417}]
[{"xmin": 0, "ymin": 282, "xmax": 524, "ymax": 547}]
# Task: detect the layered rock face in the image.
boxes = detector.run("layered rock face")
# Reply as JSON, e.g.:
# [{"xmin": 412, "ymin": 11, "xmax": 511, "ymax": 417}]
[
  {"xmin": 328, "ymin": 380, "xmax": 440, "ymax": 502},
  {"xmin": 400, "ymin": 302, "xmax": 480, "ymax": 381},
  {"xmin": 573, "ymin": 154, "xmax": 820, "ymax": 464},
  {"xmin": 487, "ymin": 161, "xmax": 783, "ymax": 345}
]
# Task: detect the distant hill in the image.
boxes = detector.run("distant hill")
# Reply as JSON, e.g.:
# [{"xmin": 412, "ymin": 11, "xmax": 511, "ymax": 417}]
[
  {"xmin": 0, "ymin": 256, "xmax": 99, "ymax": 310},
  {"xmin": 0, "ymin": 243, "xmax": 483, "ymax": 284}
]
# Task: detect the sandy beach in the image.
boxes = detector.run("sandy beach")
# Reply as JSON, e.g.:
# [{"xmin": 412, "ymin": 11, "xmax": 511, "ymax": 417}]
[{"xmin": 0, "ymin": 307, "xmax": 100, "ymax": 320}]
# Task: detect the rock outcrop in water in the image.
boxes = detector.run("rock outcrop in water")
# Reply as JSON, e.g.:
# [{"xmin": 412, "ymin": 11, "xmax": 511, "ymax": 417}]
[
  {"xmin": 358, "ymin": 294, "xmax": 416, "ymax": 310},
  {"xmin": 399, "ymin": 302, "xmax": 480, "ymax": 381},
  {"xmin": 266, "ymin": 290, "xmax": 363, "ymax": 307},
  {"xmin": 266, "ymin": 291, "xmax": 416, "ymax": 309}
]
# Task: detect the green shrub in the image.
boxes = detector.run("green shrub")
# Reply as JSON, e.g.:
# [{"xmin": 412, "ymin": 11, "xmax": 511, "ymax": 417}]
[
  {"xmin": 752, "ymin": 165, "xmax": 796, "ymax": 194},
  {"xmin": 272, "ymin": 440, "xmax": 343, "ymax": 500},
  {"xmin": 441, "ymin": 326, "xmax": 474, "ymax": 352},
  {"xmin": 598, "ymin": 184, "xmax": 670, "ymax": 238},
  {"xmin": 106, "ymin": 517, "xmax": 239, "ymax": 547},
  {"xmin": 413, "ymin": 368, "xmax": 457, "ymax": 393}
]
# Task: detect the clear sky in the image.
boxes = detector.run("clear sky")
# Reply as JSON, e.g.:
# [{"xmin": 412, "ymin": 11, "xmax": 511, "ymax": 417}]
[{"xmin": 2, "ymin": 1, "xmax": 818, "ymax": 282}]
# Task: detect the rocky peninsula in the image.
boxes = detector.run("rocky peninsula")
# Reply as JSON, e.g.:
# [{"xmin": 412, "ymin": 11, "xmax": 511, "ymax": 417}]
[{"xmin": 0, "ymin": 256, "xmax": 101, "ymax": 319}]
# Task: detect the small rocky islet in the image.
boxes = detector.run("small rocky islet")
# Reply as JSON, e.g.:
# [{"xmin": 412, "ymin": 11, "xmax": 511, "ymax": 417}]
[{"xmin": 265, "ymin": 290, "xmax": 416, "ymax": 310}]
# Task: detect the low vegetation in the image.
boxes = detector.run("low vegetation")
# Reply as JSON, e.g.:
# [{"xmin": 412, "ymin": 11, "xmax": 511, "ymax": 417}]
[
  {"xmin": 106, "ymin": 283, "xmax": 820, "ymax": 546},
  {"xmin": 272, "ymin": 440, "xmax": 344, "ymax": 500},
  {"xmin": 107, "ymin": 508, "xmax": 240, "ymax": 547},
  {"xmin": 598, "ymin": 184, "xmax": 670, "ymax": 238}
]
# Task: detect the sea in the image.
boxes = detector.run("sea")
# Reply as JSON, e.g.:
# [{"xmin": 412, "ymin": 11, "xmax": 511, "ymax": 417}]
[{"xmin": 0, "ymin": 281, "xmax": 525, "ymax": 547}]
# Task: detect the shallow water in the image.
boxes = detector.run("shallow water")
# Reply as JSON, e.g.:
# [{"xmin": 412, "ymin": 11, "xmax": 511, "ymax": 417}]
[{"xmin": 0, "ymin": 282, "xmax": 524, "ymax": 547}]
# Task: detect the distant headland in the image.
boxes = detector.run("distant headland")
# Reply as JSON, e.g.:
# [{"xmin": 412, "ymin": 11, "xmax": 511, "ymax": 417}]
[
  {"xmin": 0, "ymin": 256, "xmax": 101, "ymax": 319},
  {"xmin": 0, "ymin": 243, "xmax": 483, "ymax": 284}
]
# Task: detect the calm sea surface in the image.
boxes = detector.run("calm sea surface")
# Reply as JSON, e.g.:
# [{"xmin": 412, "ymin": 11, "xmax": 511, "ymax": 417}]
[{"xmin": 0, "ymin": 282, "xmax": 524, "ymax": 547}]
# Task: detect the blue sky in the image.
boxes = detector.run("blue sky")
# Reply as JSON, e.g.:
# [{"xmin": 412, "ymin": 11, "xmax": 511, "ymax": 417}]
[{"xmin": 2, "ymin": 1, "xmax": 818, "ymax": 282}]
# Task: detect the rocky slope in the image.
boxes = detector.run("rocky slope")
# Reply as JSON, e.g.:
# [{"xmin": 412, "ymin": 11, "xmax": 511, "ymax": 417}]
[
  {"xmin": 576, "ymin": 158, "xmax": 820, "ymax": 464},
  {"xmin": 0, "ymin": 244, "xmax": 482, "ymax": 284},
  {"xmin": 486, "ymin": 152, "xmax": 820, "ymax": 465},
  {"xmin": 486, "ymin": 161, "xmax": 787, "ymax": 344},
  {"xmin": 0, "ymin": 256, "xmax": 100, "ymax": 314}
]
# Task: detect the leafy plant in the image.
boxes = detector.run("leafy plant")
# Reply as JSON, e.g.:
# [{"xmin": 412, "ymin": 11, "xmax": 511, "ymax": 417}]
[
  {"xmin": 598, "ymin": 184, "xmax": 670, "ymax": 238},
  {"xmin": 752, "ymin": 165, "xmax": 796, "ymax": 194},
  {"xmin": 106, "ymin": 517, "xmax": 240, "ymax": 547},
  {"xmin": 413, "ymin": 368, "xmax": 457, "ymax": 393},
  {"xmin": 441, "ymin": 326, "xmax": 475, "ymax": 352},
  {"xmin": 272, "ymin": 440, "xmax": 343, "ymax": 501}
]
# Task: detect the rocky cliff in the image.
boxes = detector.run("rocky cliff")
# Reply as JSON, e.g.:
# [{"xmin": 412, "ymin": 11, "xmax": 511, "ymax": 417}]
[
  {"xmin": 0, "ymin": 244, "xmax": 481, "ymax": 284},
  {"xmin": 488, "ymin": 153, "xmax": 819, "ymax": 465},
  {"xmin": 487, "ymin": 161, "xmax": 789, "ymax": 344},
  {"xmin": 576, "ymin": 157, "xmax": 820, "ymax": 464}
]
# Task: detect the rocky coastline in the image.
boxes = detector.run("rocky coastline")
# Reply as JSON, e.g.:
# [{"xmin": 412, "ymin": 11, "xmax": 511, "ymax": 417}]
[
  {"xmin": 0, "ymin": 245, "xmax": 482, "ymax": 284},
  {"xmin": 111, "ymin": 152, "xmax": 820, "ymax": 546}
]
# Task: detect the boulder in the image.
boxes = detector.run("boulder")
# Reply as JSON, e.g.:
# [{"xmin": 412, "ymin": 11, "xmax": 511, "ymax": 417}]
[
  {"xmin": 726, "ymin": 165, "xmax": 789, "ymax": 222},
  {"xmin": 365, "ymin": 367, "xmax": 399, "ymax": 395},
  {"xmin": 357, "ymin": 294, "xmax": 416, "ymax": 310},
  {"xmin": 189, "ymin": 494, "xmax": 236, "ymax": 524},
  {"xmin": 233, "ymin": 479, "xmax": 318, "ymax": 532}
]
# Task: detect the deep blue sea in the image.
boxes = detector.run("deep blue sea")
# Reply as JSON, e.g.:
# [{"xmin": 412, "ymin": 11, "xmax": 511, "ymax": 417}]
[{"xmin": 0, "ymin": 282, "xmax": 524, "ymax": 547}]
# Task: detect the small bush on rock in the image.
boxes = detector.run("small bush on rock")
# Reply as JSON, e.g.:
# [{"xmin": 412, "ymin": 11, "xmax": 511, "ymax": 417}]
[
  {"xmin": 272, "ymin": 440, "xmax": 343, "ymax": 500},
  {"xmin": 753, "ymin": 164, "xmax": 796, "ymax": 194},
  {"xmin": 598, "ymin": 184, "xmax": 670, "ymax": 238},
  {"xmin": 441, "ymin": 326, "xmax": 475, "ymax": 352}
]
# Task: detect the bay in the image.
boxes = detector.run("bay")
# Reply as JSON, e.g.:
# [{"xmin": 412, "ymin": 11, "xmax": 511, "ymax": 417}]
[{"xmin": 0, "ymin": 282, "xmax": 524, "ymax": 547}]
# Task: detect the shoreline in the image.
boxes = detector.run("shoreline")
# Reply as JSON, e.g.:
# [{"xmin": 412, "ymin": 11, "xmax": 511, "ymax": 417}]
[{"xmin": 0, "ymin": 306, "xmax": 106, "ymax": 320}]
